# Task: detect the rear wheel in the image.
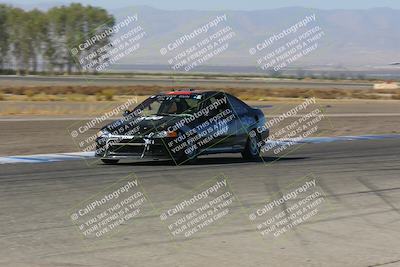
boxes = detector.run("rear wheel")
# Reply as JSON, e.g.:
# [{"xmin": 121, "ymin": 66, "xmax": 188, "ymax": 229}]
[
  {"xmin": 101, "ymin": 159, "xmax": 119, "ymax": 164},
  {"xmin": 242, "ymin": 132, "xmax": 260, "ymax": 160}
]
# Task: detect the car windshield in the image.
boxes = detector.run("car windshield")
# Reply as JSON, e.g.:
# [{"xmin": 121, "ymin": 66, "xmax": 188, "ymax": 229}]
[{"xmin": 133, "ymin": 94, "xmax": 202, "ymax": 116}]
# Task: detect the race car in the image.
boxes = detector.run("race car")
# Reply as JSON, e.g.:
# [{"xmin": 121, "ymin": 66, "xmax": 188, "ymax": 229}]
[{"xmin": 95, "ymin": 90, "xmax": 269, "ymax": 164}]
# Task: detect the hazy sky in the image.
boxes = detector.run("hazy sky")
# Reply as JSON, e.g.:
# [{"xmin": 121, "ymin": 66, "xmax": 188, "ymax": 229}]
[{"xmin": 6, "ymin": 0, "xmax": 400, "ymax": 10}]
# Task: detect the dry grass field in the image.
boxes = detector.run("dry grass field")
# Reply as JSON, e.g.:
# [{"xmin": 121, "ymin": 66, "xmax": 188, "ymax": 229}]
[{"xmin": 0, "ymin": 85, "xmax": 399, "ymax": 103}]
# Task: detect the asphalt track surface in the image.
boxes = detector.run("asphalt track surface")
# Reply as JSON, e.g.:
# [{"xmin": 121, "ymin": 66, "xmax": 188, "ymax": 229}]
[
  {"xmin": 0, "ymin": 75, "xmax": 374, "ymax": 89},
  {"xmin": 1, "ymin": 138, "xmax": 399, "ymax": 267}
]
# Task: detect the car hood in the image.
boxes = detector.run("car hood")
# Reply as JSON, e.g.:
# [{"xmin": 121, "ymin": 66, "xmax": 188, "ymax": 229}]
[{"xmin": 103, "ymin": 114, "xmax": 187, "ymax": 136}]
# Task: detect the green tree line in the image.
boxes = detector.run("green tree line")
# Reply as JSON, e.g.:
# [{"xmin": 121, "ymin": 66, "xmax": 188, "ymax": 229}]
[{"xmin": 0, "ymin": 3, "xmax": 115, "ymax": 75}]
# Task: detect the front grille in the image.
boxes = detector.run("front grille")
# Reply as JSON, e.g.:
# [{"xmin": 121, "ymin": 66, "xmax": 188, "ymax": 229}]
[
  {"xmin": 109, "ymin": 144, "xmax": 144, "ymax": 154},
  {"xmin": 105, "ymin": 138, "xmax": 170, "ymax": 157},
  {"xmin": 116, "ymin": 137, "xmax": 145, "ymax": 144}
]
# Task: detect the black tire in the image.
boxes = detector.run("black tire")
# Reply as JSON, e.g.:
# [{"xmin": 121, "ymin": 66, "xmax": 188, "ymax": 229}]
[
  {"xmin": 101, "ymin": 159, "xmax": 120, "ymax": 164},
  {"xmin": 242, "ymin": 132, "xmax": 261, "ymax": 160}
]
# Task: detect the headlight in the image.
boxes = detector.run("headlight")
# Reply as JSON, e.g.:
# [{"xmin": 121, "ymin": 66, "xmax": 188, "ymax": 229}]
[
  {"xmin": 96, "ymin": 129, "xmax": 110, "ymax": 138},
  {"xmin": 152, "ymin": 130, "xmax": 178, "ymax": 138}
]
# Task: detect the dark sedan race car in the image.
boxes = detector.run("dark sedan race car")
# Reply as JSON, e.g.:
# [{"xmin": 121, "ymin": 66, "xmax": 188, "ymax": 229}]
[{"xmin": 95, "ymin": 90, "xmax": 269, "ymax": 164}]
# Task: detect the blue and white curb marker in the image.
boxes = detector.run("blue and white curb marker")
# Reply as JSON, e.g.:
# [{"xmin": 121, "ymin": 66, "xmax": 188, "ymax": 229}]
[
  {"xmin": 0, "ymin": 152, "xmax": 94, "ymax": 164},
  {"xmin": 267, "ymin": 134, "xmax": 400, "ymax": 145}
]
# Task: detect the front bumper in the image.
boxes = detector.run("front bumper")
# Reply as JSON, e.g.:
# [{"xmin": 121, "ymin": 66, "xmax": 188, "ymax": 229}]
[{"xmin": 95, "ymin": 135, "xmax": 173, "ymax": 160}]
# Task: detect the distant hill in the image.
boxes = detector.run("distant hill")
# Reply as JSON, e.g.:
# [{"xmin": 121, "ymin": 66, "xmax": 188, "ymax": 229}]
[{"xmin": 109, "ymin": 6, "xmax": 400, "ymax": 68}]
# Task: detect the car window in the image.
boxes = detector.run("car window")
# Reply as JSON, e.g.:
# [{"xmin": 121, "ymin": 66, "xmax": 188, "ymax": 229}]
[
  {"xmin": 186, "ymin": 99, "xmax": 200, "ymax": 109},
  {"xmin": 140, "ymin": 100, "xmax": 162, "ymax": 116},
  {"xmin": 135, "ymin": 95, "xmax": 201, "ymax": 116},
  {"xmin": 202, "ymin": 93, "xmax": 231, "ymax": 115},
  {"xmin": 228, "ymin": 95, "xmax": 249, "ymax": 115}
]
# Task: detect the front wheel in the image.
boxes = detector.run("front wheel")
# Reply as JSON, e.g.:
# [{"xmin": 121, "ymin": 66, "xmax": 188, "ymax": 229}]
[
  {"xmin": 101, "ymin": 159, "xmax": 120, "ymax": 164},
  {"xmin": 242, "ymin": 132, "xmax": 261, "ymax": 160}
]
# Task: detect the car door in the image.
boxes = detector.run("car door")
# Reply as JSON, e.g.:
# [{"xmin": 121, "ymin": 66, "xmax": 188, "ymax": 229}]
[
  {"xmin": 197, "ymin": 92, "xmax": 238, "ymax": 150},
  {"xmin": 226, "ymin": 94, "xmax": 256, "ymax": 148}
]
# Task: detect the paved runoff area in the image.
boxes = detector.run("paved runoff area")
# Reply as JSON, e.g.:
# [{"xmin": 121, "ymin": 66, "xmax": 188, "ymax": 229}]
[{"xmin": 0, "ymin": 138, "xmax": 399, "ymax": 267}]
